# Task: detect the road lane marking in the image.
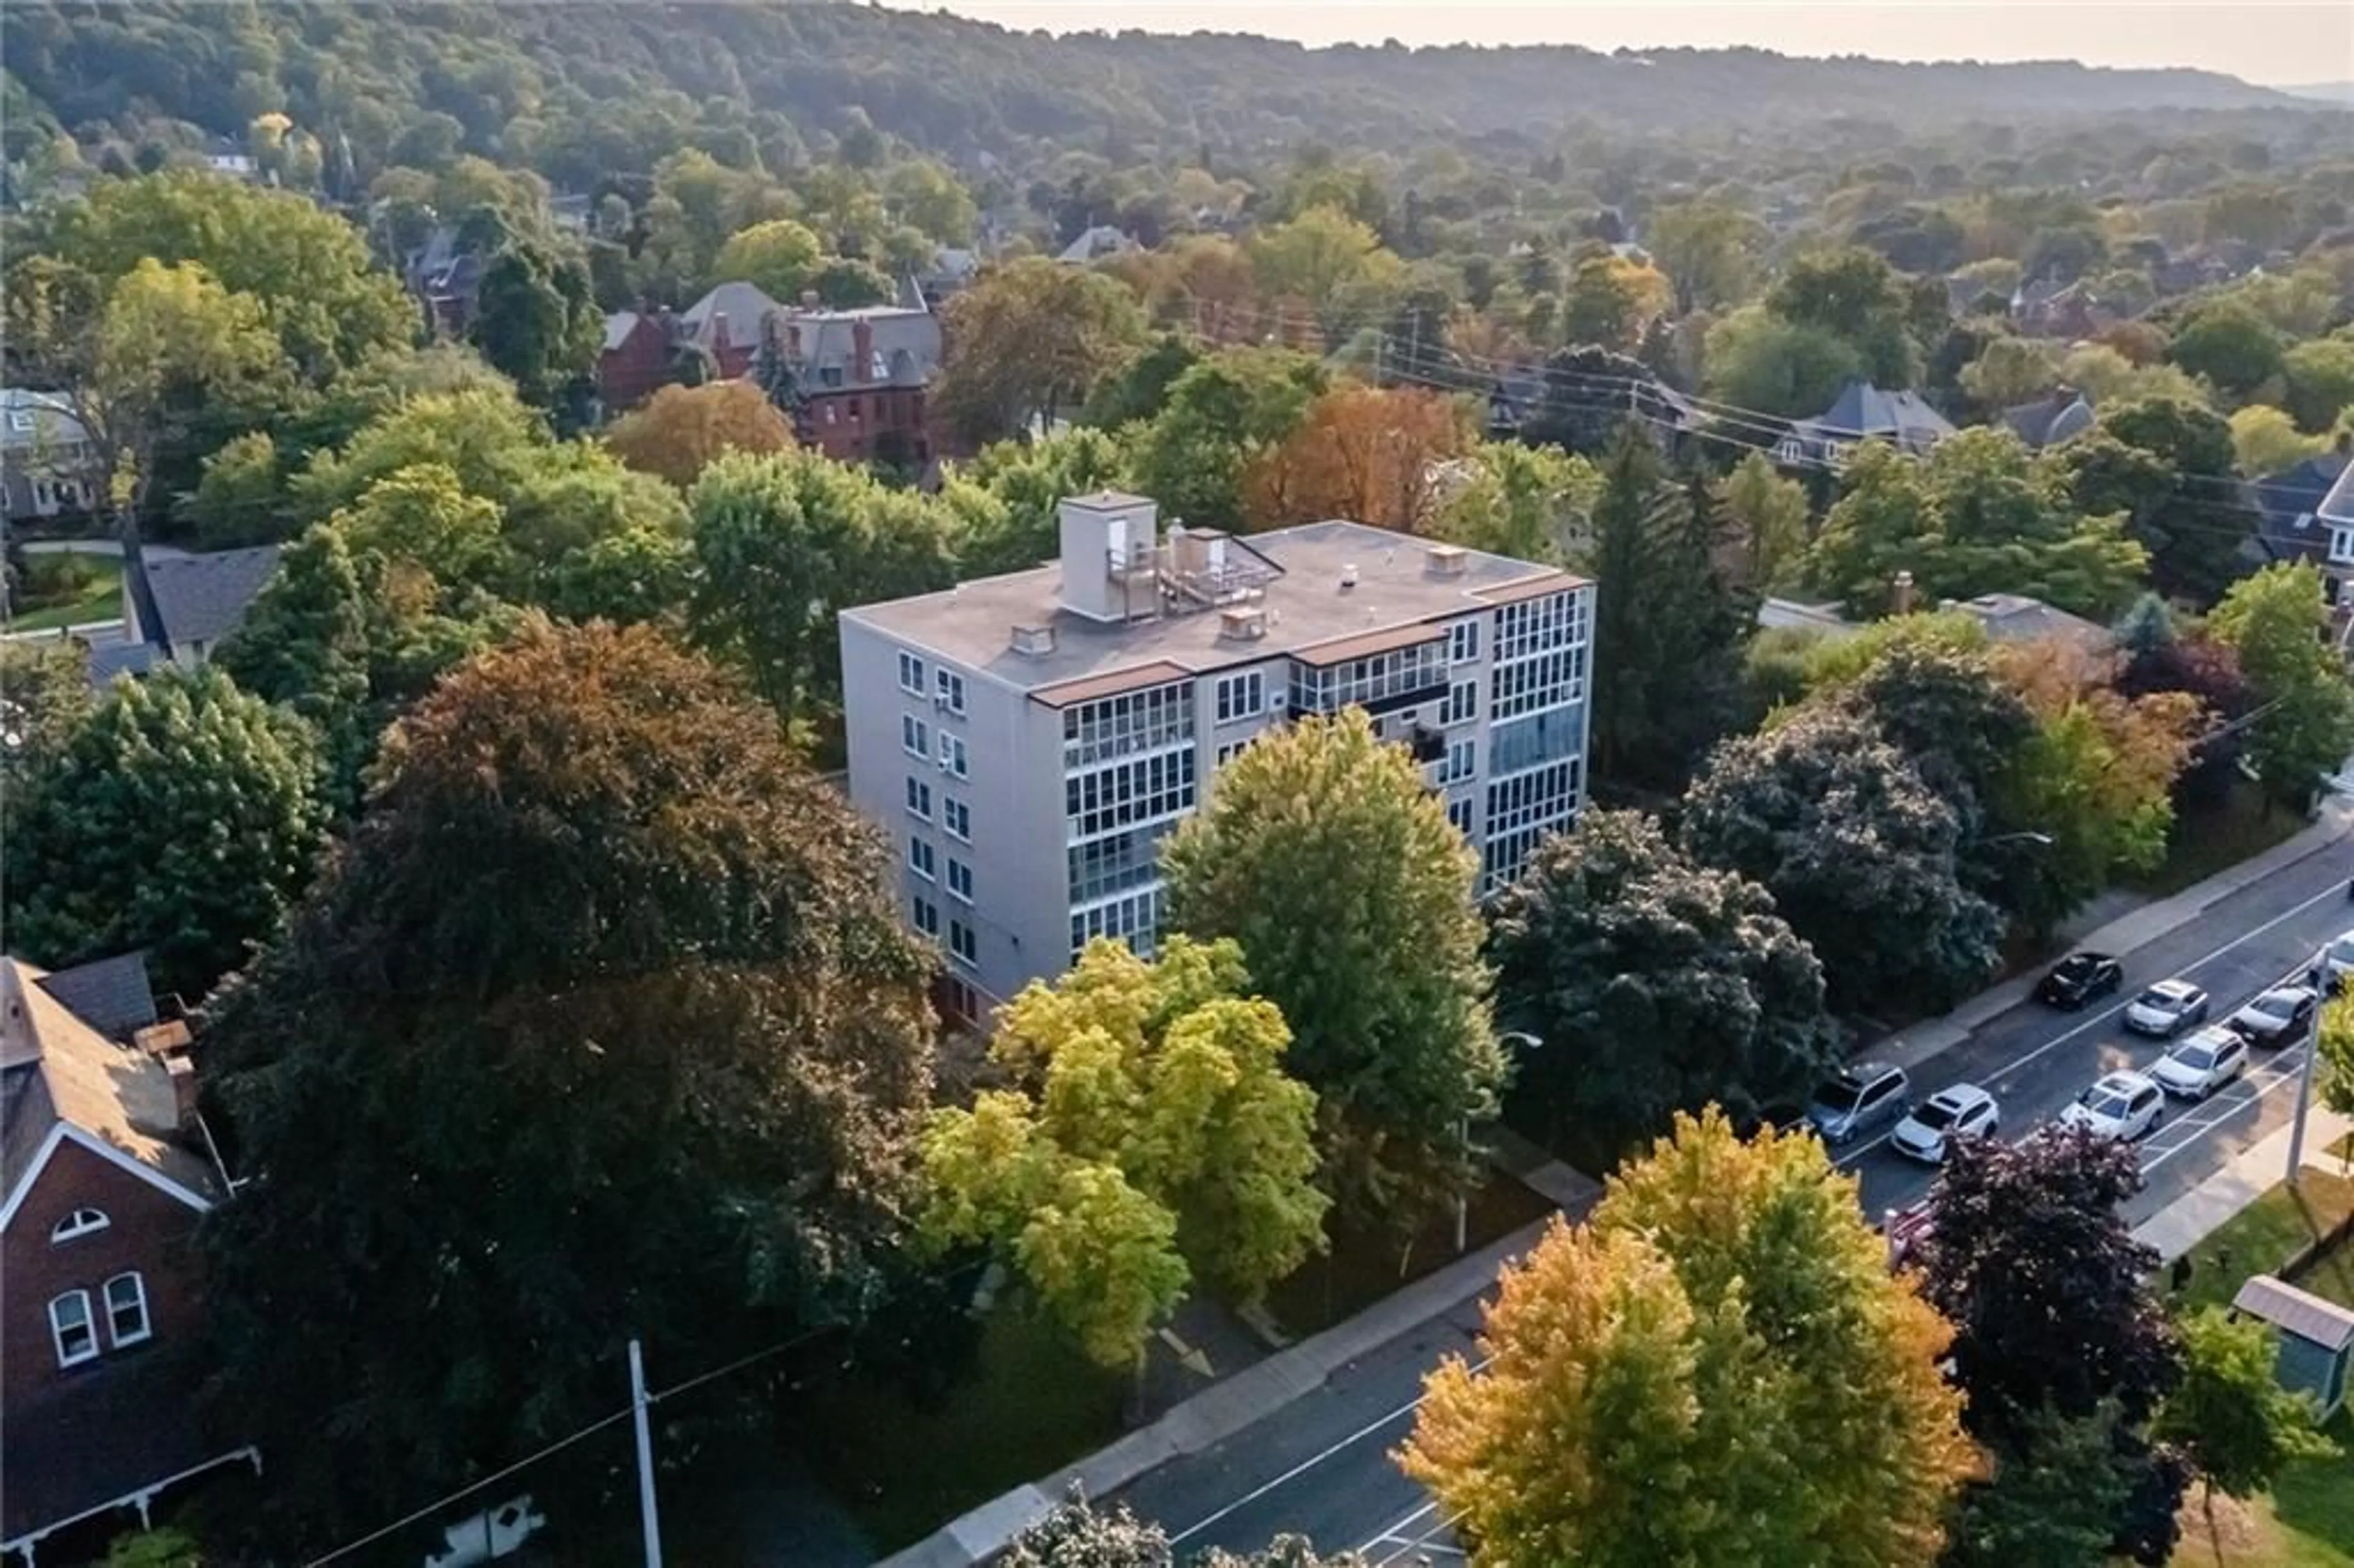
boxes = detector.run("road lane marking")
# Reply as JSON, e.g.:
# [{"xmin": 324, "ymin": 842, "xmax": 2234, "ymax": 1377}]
[{"xmin": 1166, "ymin": 1354, "xmax": 1493, "ymax": 1544}]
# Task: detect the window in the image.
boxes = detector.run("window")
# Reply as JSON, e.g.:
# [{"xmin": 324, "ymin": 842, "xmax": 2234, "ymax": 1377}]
[
  {"xmin": 1490, "ymin": 649, "xmax": 1586, "ymax": 720},
  {"xmin": 1068, "ymin": 826, "xmax": 1170, "ymax": 904},
  {"xmin": 1066, "ymin": 750, "xmax": 1198, "ymax": 840},
  {"xmin": 908, "ymin": 837, "xmax": 936, "ymax": 880},
  {"xmin": 936, "ymin": 669, "xmax": 966, "ymax": 716},
  {"xmin": 8, "ymin": 410, "xmax": 35, "ymax": 433},
  {"xmin": 905, "ymin": 776, "xmax": 932, "ymax": 820},
  {"xmin": 1070, "ymin": 888, "xmax": 1162, "ymax": 961},
  {"xmin": 1214, "ymin": 671, "xmax": 1265, "ymax": 725},
  {"xmin": 1442, "ymin": 680, "xmax": 1478, "ymax": 726},
  {"xmin": 897, "ymin": 652, "xmax": 926, "ymax": 695},
  {"xmin": 104, "ymin": 1274, "xmax": 150, "ymax": 1348},
  {"xmin": 947, "ymin": 858, "xmax": 973, "ymax": 902},
  {"xmin": 948, "ymin": 919, "xmax": 978, "ymax": 967},
  {"xmin": 50, "ymin": 1208, "xmax": 109, "ymax": 1243},
  {"xmin": 1446, "ymin": 796, "xmax": 1475, "ymax": 835},
  {"xmin": 943, "ymin": 797, "xmax": 971, "ymax": 842},
  {"xmin": 1449, "ymin": 619, "xmax": 1480, "ymax": 663},
  {"xmin": 1062, "ymin": 681, "xmax": 1195, "ymax": 769},
  {"xmin": 1442, "ymin": 739, "xmax": 1477, "ymax": 784},
  {"xmin": 1216, "ymin": 739, "xmax": 1254, "ymax": 769},
  {"xmin": 1493, "ymin": 590, "xmax": 1588, "ymax": 661},
  {"xmin": 2332, "ymin": 526, "xmax": 2354, "ymax": 566},
  {"xmin": 1288, "ymin": 642, "xmax": 1447, "ymax": 715},
  {"xmin": 912, "ymin": 896, "xmax": 940, "ymax": 936},
  {"xmin": 938, "ymin": 733, "xmax": 969, "ymax": 779},
  {"xmin": 902, "ymin": 714, "xmax": 931, "ymax": 757},
  {"xmin": 49, "ymin": 1291, "xmax": 96, "ymax": 1368}
]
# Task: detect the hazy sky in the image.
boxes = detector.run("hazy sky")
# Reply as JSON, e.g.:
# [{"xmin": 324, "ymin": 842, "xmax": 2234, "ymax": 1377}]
[{"xmin": 878, "ymin": 1, "xmax": 2353, "ymax": 87}]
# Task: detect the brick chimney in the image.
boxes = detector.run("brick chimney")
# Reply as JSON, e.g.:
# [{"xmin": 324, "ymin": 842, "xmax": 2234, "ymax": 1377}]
[
  {"xmin": 851, "ymin": 318, "xmax": 875, "ymax": 384},
  {"xmin": 166, "ymin": 1053, "xmax": 200, "ymax": 1136},
  {"xmin": 1891, "ymin": 569, "xmax": 1917, "ymax": 615}
]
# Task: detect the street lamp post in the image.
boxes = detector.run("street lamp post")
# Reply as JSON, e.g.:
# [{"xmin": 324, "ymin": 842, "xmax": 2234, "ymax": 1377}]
[{"xmin": 1458, "ymin": 1029, "xmax": 1545, "ymax": 1254}]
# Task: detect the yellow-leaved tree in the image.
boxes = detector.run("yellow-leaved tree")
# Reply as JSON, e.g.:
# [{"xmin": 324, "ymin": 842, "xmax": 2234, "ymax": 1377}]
[
  {"xmin": 1401, "ymin": 1109, "xmax": 1973, "ymax": 1566},
  {"xmin": 918, "ymin": 936, "xmax": 1327, "ymax": 1369}
]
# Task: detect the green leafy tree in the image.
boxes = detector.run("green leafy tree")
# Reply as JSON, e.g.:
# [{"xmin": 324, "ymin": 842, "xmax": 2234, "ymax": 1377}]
[
  {"xmin": 883, "ymin": 159, "xmax": 978, "ymax": 244},
  {"xmin": 468, "ymin": 225, "xmax": 601, "ymax": 407},
  {"xmin": 710, "ymin": 217, "xmax": 825, "ymax": 300},
  {"xmin": 2317, "ymin": 993, "xmax": 2354, "ymax": 1121},
  {"xmin": 2166, "ymin": 297, "xmax": 2285, "ymax": 400},
  {"xmin": 1005, "ymin": 1490, "xmax": 1363, "ymax": 1567},
  {"xmin": 1943, "ymin": 1402, "xmax": 2143, "ymax": 1568},
  {"xmin": 1586, "ymin": 436, "xmax": 1753, "ymax": 786},
  {"xmin": 934, "ymin": 257, "xmax": 1148, "ymax": 445},
  {"xmin": 290, "ymin": 385, "xmax": 553, "ymax": 525},
  {"xmin": 1126, "ymin": 348, "xmax": 1327, "ymax": 533},
  {"xmin": 1958, "ymin": 335, "xmax": 2062, "ymax": 412},
  {"xmin": 1682, "ymin": 704, "xmax": 2003, "ymax": 1010},
  {"xmin": 919, "ymin": 937, "xmax": 1327, "ymax": 1367},
  {"xmin": 1164, "ymin": 710, "xmax": 1504, "ymax": 1224},
  {"xmin": 1080, "ymin": 333, "xmax": 1203, "ymax": 431},
  {"xmin": 0, "ymin": 639, "xmax": 92, "ymax": 796},
  {"xmin": 199, "ymin": 622, "xmax": 936, "ymax": 1539},
  {"xmin": 183, "ymin": 430, "xmax": 290, "ymax": 548},
  {"xmin": 810, "ymin": 254, "xmax": 893, "ymax": 308},
  {"xmin": 2230, "ymin": 404, "xmax": 2329, "ymax": 478},
  {"xmin": 941, "ymin": 426, "xmax": 1137, "ymax": 576},
  {"xmin": 2156, "ymin": 1308, "xmax": 2337, "ymax": 1534},
  {"xmin": 1247, "ymin": 203, "xmax": 1404, "ymax": 337},
  {"xmin": 1488, "ymin": 809, "xmax": 1841, "ymax": 1153},
  {"xmin": 1764, "ymin": 245, "xmax": 1921, "ymax": 388},
  {"xmin": 1710, "ymin": 449, "xmax": 1811, "ymax": 593},
  {"xmin": 6, "ymin": 668, "xmax": 324, "ymax": 999},
  {"xmin": 1645, "ymin": 199, "xmax": 1759, "ymax": 312},
  {"xmin": 687, "ymin": 449, "xmax": 955, "ymax": 723},
  {"xmin": 1428, "ymin": 441, "xmax": 1602, "ymax": 565},
  {"xmin": 2209, "ymin": 562, "xmax": 2354, "ymax": 812},
  {"xmin": 2066, "ymin": 397, "xmax": 2243, "ymax": 604},
  {"xmin": 1401, "ymin": 1111, "xmax": 1973, "ymax": 1567},
  {"xmin": 2282, "ymin": 336, "xmax": 2354, "ymax": 433},
  {"xmin": 1703, "ymin": 304, "xmax": 1866, "ymax": 419}
]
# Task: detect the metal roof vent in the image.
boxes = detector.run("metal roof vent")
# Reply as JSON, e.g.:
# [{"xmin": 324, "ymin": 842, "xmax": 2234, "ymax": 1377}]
[
  {"xmin": 1010, "ymin": 623, "xmax": 1057, "ymax": 657},
  {"xmin": 1425, "ymin": 544, "xmax": 1467, "ymax": 577}
]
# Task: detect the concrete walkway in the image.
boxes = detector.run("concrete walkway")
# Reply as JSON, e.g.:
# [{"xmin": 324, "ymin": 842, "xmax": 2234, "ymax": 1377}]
[
  {"xmin": 1880, "ymin": 801, "xmax": 2354, "ymax": 1075},
  {"xmin": 875, "ymin": 1158, "xmax": 1602, "ymax": 1568},
  {"xmin": 2133, "ymin": 1103, "xmax": 2354, "ymax": 1263}
]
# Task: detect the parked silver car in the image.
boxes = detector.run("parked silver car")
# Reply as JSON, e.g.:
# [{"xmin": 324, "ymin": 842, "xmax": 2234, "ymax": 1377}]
[
  {"xmin": 2123, "ymin": 979, "xmax": 2209, "ymax": 1038},
  {"xmin": 1806, "ymin": 1061, "xmax": 1912, "ymax": 1147}
]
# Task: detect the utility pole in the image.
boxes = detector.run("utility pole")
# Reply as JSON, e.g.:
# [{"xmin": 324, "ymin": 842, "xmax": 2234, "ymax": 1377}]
[
  {"xmin": 628, "ymin": 1339, "xmax": 665, "ymax": 1568},
  {"xmin": 2288, "ymin": 1000, "xmax": 2325, "ymax": 1189}
]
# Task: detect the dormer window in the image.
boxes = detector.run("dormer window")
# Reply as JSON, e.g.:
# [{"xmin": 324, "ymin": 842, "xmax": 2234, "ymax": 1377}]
[
  {"xmin": 2329, "ymin": 525, "xmax": 2354, "ymax": 566},
  {"xmin": 51, "ymin": 1208, "xmax": 110, "ymax": 1243}
]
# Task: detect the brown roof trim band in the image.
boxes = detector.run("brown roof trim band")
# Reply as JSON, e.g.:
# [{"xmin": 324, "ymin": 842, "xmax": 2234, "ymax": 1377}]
[
  {"xmin": 1474, "ymin": 570, "xmax": 1586, "ymax": 607},
  {"xmin": 1292, "ymin": 623, "xmax": 1447, "ymax": 667},
  {"xmin": 1029, "ymin": 660, "xmax": 1196, "ymax": 709}
]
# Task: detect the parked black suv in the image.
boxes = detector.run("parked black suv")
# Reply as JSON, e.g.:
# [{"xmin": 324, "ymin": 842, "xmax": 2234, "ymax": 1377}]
[{"xmin": 2036, "ymin": 951, "xmax": 2124, "ymax": 1010}]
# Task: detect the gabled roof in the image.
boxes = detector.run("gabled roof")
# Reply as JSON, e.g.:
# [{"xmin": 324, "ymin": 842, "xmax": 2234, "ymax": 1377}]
[
  {"xmin": 602, "ymin": 310, "xmax": 642, "ymax": 353},
  {"xmin": 1950, "ymin": 592, "xmax": 2109, "ymax": 648},
  {"xmin": 1782, "ymin": 381, "xmax": 1956, "ymax": 457},
  {"xmin": 2320, "ymin": 453, "xmax": 2354, "ymax": 530},
  {"xmin": 143, "ymin": 545, "xmax": 280, "ymax": 652},
  {"xmin": 2252, "ymin": 450, "xmax": 2353, "ymax": 568},
  {"xmin": 1, "ymin": 957, "xmax": 222, "ymax": 1227},
  {"xmin": 1057, "ymin": 226, "xmax": 1136, "ymax": 265},
  {"xmin": 84, "ymin": 638, "xmax": 159, "ymax": 688},
  {"xmin": 2235, "ymin": 1273, "xmax": 2354, "ymax": 1352},
  {"xmin": 2000, "ymin": 390, "xmax": 2097, "ymax": 451},
  {"xmin": 680, "ymin": 281, "xmax": 784, "ymax": 352},
  {"xmin": 777, "ymin": 306, "xmax": 943, "ymax": 389},
  {"xmin": 32, "ymin": 952, "xmax": 157, "ymax": 1043},
  {"xmin": 0, "ymin": 389, "xmax": 86, "ymax": 452}
]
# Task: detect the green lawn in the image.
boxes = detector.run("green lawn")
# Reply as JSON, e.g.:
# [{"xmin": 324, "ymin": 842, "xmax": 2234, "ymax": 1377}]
[
  {"xmin": 2186, "ymin": 1409, "xmax": 2354, "ymax": 1568},
  {"xmin": 2125, "ymin": 778, "xmax": 2306, "ymax": 899},
  {"xmin": 2171, "ymin": 1168, "xmax": 2354, "ymax": 1313},
  {"xmin": 7, "ymin": 554, "xmax": 122, "ymax": 632},
  {"xmin": 795, "ymin": 1308, "xmax": 1126, "ymax": 1555}
]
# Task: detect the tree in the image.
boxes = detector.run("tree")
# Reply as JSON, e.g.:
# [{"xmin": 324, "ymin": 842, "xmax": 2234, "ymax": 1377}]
[
  {"xmin": 809, "ymin": 255, "xmax": 894, "ymax": 309},
  {"xmin": 2156, "ymin": 1308, "xmax": 2337, "ymax": 1533},
  {"xmin": 0, "ymin": 639, "xmax": 92, "ymax": 797},
  {"xmin": 1243, "ymin": 386, "xmax": 1471, "ymax": 534},
  {"xmin": 1765, "ymin": 245, "xmax": 1921, "ymax": 387},
  {"xmin": 1645, "ymin": 199, "xmax": 1759, "ymax": 313},
  {"xmin": 1558, "ymin": 251, "xmax": 1667, "ymax": 352},
  {"xmin": 1586, "ymin": 435, "xmax": 1753, "ymax": 785},
  {"xmin": 1488, "ymin": 810, "xmax": 1841, "ymax": 1152},
  {"xmin": 1401, "ymin": 1111, "xmax": 1971, "ymax": 1567},
  {"xmin": 2116, "ymin": 599, "xmax": 2255, "ymax": 810},
  {"xmin": 687, "ymin": 449, "xmax": 956, "ymax": 723},
  {"xmin": 2210, "ymin": 563, "xmax": 2354, "ymax": 813},
  {"xmin": 2167, "ymin": 297, "xmax": 2285, "ymax": 400},
  {"xmin": 2282, "ymin": 336, "xmax": 2354, "ymax": 433},
  {"xmin": 2068, "ymin": 398, "xmax": 2244, "ymax": 604},
  {"xmin": 605, "ymin": 380, "xmax": 796, "ymax": 488},
  {"xmin": 5, "ymin": 668, "xmax": 324, "ymax": 1000},
  {"xmin": 1127, "ymin": 348, "xmax": 1326, "ymax": 533},
  {"xmin": 468, "ymin": 224, "xmax": 601, "ymax": 407},
  {"xmin": 1682, "ymin": 705, "xmax": 2003, "ymax": 1010},
  {"xmin": 1081, "ymin": 333, "xmax": 1203, "ymax": 430},
  {"xmin": 1944, "ymin": 1402, "xmax": 2144, "ymax": 1568},
  {"xmin": 2230, "ymin": 404, "xmax": 2329, "ymax": 478},
  {"xmin": 710, "ymin": 217, "xmax": 825, "ymax": 300},
  {"xmin": 918, "ymin": 937, "xmax": 1326, "ymax": 1367},
  {"xmin": 1427, "ymin": 441, "xmax": 1601, "ymax": 565},
  {"xmin": 1247, "ymin": 204, "xmax": 1404, "ymax": 336},
  {"xmin": 884, "ymin": 159, "xmax": 978, "ymax": 245},
  {"xmin": 1710, "ymin": 449, "xmax": 1811, "ymax": 593},
  {"xmin": 1004, "ymin": 1490, "xmax": 1363, "ymax": 1567},
  {"xmin": 933, "ymin": 257, "xmax": 1148, "ymax": 445},
  {"xmin": 2318, "ymin": 992, "xmax": 2354, "ymax": 1121},
  {"xmin": 1702, "ymin": 305, "xmax": 1867, "ymax": 419},
  {"xmin": 199, "ymin": 622, "xmax": 936, "ymax": 1538},
  {"xmin": 1164, "ymin": 710, "xmax": 1505, "ymax": 1224},
  {"xmin": 941, "ymin": 426, "xmax": 1137, "ymax": 577},
  {"xmin": 1959, "ymin": 335, "xmax": 2063, "ymax": 412}
]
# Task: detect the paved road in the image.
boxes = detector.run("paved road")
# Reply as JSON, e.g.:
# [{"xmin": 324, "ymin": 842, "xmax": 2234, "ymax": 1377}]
[{"xmin": 1116, "ymin": 839, "xmax": 2354, "ymax": 1566}]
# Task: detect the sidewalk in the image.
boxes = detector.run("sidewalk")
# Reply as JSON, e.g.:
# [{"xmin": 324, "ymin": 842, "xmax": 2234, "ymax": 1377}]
[
  {"xmin": 875, "ymin": 1156, "xmax": 1602, "ymax": 1568},
  {"xmin": 2133, "ymin": 1105, "xmax": 2354, "ymax": 1262},
  {"xmin": 1878, "ymin": 800, "xmax": 2354, "ymax": 1075}
]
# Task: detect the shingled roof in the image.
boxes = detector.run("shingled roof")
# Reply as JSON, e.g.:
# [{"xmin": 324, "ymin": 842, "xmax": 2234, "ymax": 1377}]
[{"xmin": 142, "ymin": 545, "xmax": 280, "ymax": 654}]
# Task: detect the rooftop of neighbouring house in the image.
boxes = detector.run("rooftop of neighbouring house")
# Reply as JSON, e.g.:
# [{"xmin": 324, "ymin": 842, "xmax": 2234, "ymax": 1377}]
[
  {"xmin": 847, "ymin": 505, "xmax": 1586, "ymax": 698},
  {"xmin": 143, "ymin": 544, "xmax": 280, "ymax": 651}
]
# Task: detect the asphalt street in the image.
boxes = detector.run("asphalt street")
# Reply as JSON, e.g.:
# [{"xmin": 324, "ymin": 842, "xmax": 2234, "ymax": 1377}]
[{"xmin": 1115, "ymin": 838, "xmax": 2354, "ymax": 1566}]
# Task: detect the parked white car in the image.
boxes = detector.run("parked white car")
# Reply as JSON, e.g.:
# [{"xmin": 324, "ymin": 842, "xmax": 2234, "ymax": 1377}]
[
  {"xmin": 1890, "ymin": 1083, "xmax": 2000, "ymax": 1163},
  {"xmin": 2059, "ymin": 1070, "xmax": 2166, "ymax": 1140},
  {"xmin": 2323, "ymin": 930, "xmax": 2354, "ymax": 992},
  {"xmin": 2123, "ymin": 979, "xmax": 2210, "ymax": 1038},
  {"xmin": 2150, "ymin": 1025, "xmax": 2250, "ymax": 1099}
]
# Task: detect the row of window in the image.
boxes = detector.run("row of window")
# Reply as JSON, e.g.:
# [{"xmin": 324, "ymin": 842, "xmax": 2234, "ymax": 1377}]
[
  {"xmin": 1067, "ymin": 750, "xmax": 1198, "ymax": 842},
  {"xmin": 1290, "ymin": 642, "xmax": 1448, "ymax": 715},
  {"xmin": 1494, "ymin": 590, "xmax": 1589, "ymax": 661},
  {"xmin": 1213, "ymin": 670, "xmax": 1266, "ymax": 725},
  {"xmin": 1490, "ymin": 649, "xmax": 1587, "ymax": 721},
  {"xmin": 909, "ymin": 899, "xmax": 981, "ymax": 966},
  {"xmin": 902, "ymin": 716, "xmax": 971, "ymax": 778},
  {"xmin": 1063, "ymin": 682, "xmax": 1196, "ymax": 771},
  {"xmin": 1491, "ymin": 708, "xmax": 1585, "ymax": 778},
  {"xmin": 1070, "ymin": 887, "xmax": 1162, "ymax": 962},
  {"xmin": 1487, "ymin": 759, "xmax": 1583, "ymax": 836},
  {"xmin": 896, "ymin": 654, "xmax": 970, "ymax": 716},
  {"xmin": 1068, "ymin": 825, "xmax": 1168, "ymax": 905},
  {"xmin": 907, "ymin": 779, "xmax": 973, "ymax": 842},
  {"xmin": 48, "ymin": 1274, "xmax": 150, "ymax": 1369}
]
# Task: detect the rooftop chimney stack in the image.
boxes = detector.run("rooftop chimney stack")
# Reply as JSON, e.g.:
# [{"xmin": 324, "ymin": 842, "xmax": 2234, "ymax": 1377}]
[{"xmin": 851, "ymin": 318, "xmax": 875, "ymax": 382}]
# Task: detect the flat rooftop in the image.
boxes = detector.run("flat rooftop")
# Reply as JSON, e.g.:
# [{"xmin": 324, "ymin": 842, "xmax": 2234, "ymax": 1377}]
[{"xmin": 845, "ymin": 519, "xmax": 1587, "ymax": 698}]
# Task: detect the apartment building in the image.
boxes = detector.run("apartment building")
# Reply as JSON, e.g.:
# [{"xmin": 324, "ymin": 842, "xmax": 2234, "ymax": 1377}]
[{"xmin": 839, "ymin": 492, "xmax": 1594, "ymax": 1016}]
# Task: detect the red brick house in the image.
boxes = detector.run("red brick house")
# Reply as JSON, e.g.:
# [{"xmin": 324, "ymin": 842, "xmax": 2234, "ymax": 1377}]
[
  {"xmin": 596, "ymin": 310, "xmax": 676, "ymax": 414},
  {"xmin": 1, "ymin": 956, "xmax": 253, "ymax": 1563},
  {"xmin": 763, "ymin": 304, "xmax": 947, "ymax": 469}
]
